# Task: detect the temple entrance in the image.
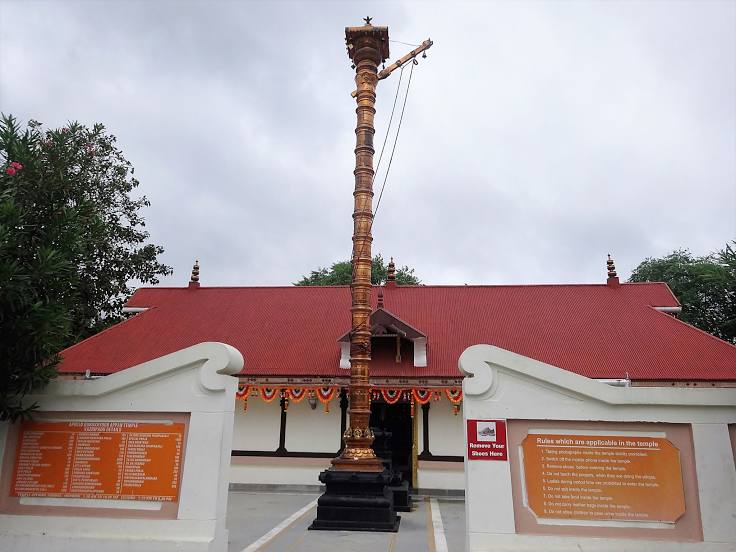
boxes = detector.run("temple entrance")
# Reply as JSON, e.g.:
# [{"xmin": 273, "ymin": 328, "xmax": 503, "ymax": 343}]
[{"xmin": 370, "ymin": 401, "xmax": 414, "ymax": 487}]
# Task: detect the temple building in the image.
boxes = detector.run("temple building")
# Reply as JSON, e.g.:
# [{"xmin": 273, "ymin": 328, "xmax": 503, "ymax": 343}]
[{"xmin": 57, "ymin": 258, "xmax": 736, "ymax": 492}]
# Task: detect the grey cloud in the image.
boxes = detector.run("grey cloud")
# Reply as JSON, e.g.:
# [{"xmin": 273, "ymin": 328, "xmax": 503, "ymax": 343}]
[{"xmin": 1, "ymin": 0, "xmax": 733, "ymax": 287}]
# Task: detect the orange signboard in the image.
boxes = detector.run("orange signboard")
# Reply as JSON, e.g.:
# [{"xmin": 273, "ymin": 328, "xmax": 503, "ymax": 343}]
[
  {"xmin": 11, "ymin": 421, "xmax": 185, "ymax": 501},
  {"xmin": 522, "ymin": 434, "xmax": 685, "ymax": 523}
]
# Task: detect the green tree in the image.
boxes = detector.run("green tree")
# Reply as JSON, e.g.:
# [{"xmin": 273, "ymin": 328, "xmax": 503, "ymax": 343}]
[
  {"xmin": 628, "ymin": 242, "xmax": 736, "ymax": 343},
  {"xmin": 295, "ymin": 254, "xmax": 420, "ymax": 286},
  {"xmin": 0, "ymin": 115, "xmax": 171, "ymax": 420}
]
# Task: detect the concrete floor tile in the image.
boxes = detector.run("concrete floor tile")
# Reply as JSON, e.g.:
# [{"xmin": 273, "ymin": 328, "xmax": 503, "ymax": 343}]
[{"xmin": 227, "ymin": 492, "xmax": 466, "ymax": 552}]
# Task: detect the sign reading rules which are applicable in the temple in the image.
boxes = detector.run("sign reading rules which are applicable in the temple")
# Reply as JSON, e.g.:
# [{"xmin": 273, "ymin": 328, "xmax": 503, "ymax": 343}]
[
  {"xmin": 11, "ymin": 421, "xmax": 185, "ymax": 501},
  {"xmin": 522, "ymin": 434, "xmax": 685, "ymax": 523},
  {"xmin": 466, "ymin": 419, "xmax": 507, "ymax": 461}
]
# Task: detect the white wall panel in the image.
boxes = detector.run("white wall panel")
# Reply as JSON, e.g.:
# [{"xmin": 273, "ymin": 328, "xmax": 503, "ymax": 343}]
[
  {"xmin": 232, "ymin": 396, "xmax": 280, "ymax": 451},
  {"xmin": 285, "ymin": 399, "xmax": 341, "ymax": 453},
  {"xmin": 428, "ymin": 403, "xmax": 464, "ymax": 456}
]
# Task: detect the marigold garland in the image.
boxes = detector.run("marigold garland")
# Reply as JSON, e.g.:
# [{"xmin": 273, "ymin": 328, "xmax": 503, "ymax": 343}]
[
  {"xmin": 316, "ymin": 387, "xmax": 337, "ymax": 412},
  {"xmin": 239, "ymin": 385, "xmax": 461, "ymax": 415},
  {"xmin": 412, "ymin": 388, "xmax": 432, "ymax": 405},
  {"xmin": 236, "ymin": 384, "xmax": 251, "ymax": 411},
  {"xmin": 259, "ymin": 387, "xmax": 279, "ymax": 403},
  {"xmin": 316, "ymin": 387, "xmax": 336, "ymax": 402},
  {"xmin": 381, "ymin": 388, "xmax": 402, "ymax": 404},
  {"xmin": 445, "ymin": 388, "xmax": 463, "ymax": 416},
  {"xmin": 445, "ymin": 388, "xmax": 463, "ymax": 404},
  {"xmin": 287, "ymin": 388, "xmax": 306, "ymax": 403}
]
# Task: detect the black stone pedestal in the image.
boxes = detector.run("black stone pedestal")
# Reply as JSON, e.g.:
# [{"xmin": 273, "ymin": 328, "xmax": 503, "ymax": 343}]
[
  {"xmin": 389, "ymin": 480, "xmax": 411, "ymax": 512},
  {"xmin": 371, "ymin": 427, "xmax": 413, "ymax": 512},
  {"xmin": 308, "ymin": 469, "xmax": 401, "ymax": 532}
]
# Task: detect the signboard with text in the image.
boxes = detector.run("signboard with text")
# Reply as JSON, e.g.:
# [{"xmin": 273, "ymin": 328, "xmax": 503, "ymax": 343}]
[
  {"xmin": 522, "ymin": 434, "xmax": 685, "ymax": 523},
  {"xmin": 466, "ymin": 419, "xmax": 507, "ymax": 461},
  {"xmin": 11, "ymin": 420, "xmax": 185, "ymax": 502}
]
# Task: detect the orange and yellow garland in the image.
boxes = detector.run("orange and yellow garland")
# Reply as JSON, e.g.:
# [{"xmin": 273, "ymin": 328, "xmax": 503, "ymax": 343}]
[{"xmin": 236, "ymin": 385, "xmax": 462, "ymax": 415}]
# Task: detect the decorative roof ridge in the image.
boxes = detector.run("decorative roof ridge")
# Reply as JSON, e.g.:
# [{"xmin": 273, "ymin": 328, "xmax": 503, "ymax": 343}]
[
  {"xmin": 59, "ymin": 307, "xmax": 159, "ymax": 356},
  {"xmin": 131, "ymin": 282, "xmax": 674, "ymax": 291},
  {"xmin": 648, "ymin": 306, "xmax": 736, "ymax": 351},
  {"xmin": 378, "ymin": 282, "xmax": 673, "ymax": 289},
  {"xmin": 337, "ymin": 306, "xmax": 426, "ymax": 342},
  {"xmin": 647, "ymin": 281, "xmax": 680, "ymax": 306},
  {"xmin": 373, "ymin": 306, "xmax": 423, "ymax": 329}
]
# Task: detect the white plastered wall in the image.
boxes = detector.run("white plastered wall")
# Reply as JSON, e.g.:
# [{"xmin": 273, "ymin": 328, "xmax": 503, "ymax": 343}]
[
  {"xmin": 418, "ymin": 460, "xmax": 465, "ymax": 490},
  {"xmin": 459, "ymin": 344, "xmax": 736, "ymax": 552},
  {"xmin": 417, "ymin": 402, "xmax": 465, "ymax": 490},
  {"xmin": 285, "ymin": 399, "xmax": 341, "ymax": 453},
  {"xmin": 229, "ymin": 398, "xmax": 340, "ymax": 486},
  {"xmin": 0, "ymin": 342, "xmax": 243, "ymax": 552},
  {"xmin": 230, "ymin": 392, "xmax": 466, "ymax": 490},
  {"xmin": 232, "ymin": 396, "xmax": 280, "ymax": 451},
  {"xmin": 230, "ymin": 457, "xmax": 332, "ymax": 486},
  {"xmin": 427, "ymin": 402, "xmax": 465, "ymax": 456}
]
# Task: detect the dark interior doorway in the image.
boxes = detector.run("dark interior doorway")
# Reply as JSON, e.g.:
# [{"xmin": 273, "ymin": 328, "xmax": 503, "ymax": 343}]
[{"xmin": 370, "ymin": 401, "xmax": 413, "ymax": 487}]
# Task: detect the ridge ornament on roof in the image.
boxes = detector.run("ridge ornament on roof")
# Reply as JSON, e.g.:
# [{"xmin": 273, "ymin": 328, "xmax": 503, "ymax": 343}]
[
  {"xmin": 606, "ymin": 253, "xmax": 619, "ymax": 287},
  {"xmin": 189, "ymin": 260, "xmax": 200, "ymax": 289},
  {"xmin": 386, "ymin": 257, "xmax": 397, "ymax": 287}
]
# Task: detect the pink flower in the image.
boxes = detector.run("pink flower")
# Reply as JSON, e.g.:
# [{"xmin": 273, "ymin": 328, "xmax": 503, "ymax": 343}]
[
  {"xmin": 5, "ymin": 167, "xmax": 16, "ymax": 176},
  {"xmin": 10, "ymin": 162, "xmax": 23, "ymax": 170}
]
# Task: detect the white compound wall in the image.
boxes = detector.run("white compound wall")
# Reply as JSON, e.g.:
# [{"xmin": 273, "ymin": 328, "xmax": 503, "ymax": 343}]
[
  {"xmin": 460, "ymin": 344, "xmax": 736, "ymax": 552},
  {"xmin": 0, "ymin": 342, "xmax": 243, "ymax": 552}
]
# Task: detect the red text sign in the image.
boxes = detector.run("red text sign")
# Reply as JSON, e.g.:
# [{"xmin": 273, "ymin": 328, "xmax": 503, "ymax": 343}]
[{"xmin": 467, "ymin": 419, "xmax": 507, "ymax": 461}]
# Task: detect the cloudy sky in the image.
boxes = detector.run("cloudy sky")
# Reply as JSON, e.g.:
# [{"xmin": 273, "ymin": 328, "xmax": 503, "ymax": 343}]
[{"xmin": 1, "ymin": 0, "xmax": 734, "ymax": 286}]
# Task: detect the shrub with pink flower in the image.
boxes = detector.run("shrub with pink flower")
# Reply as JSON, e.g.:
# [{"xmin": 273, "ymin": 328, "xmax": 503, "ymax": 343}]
[
  {"xmin": 4, "ymin": 161, "xmax": 23, "ymax": 176},
  {"xmin": 0, "ymin": 113, "xmax": 172, "ymax": 421}
]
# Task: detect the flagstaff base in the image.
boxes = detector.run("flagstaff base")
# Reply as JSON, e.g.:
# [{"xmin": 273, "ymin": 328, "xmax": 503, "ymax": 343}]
[
  {"xmin": 389, "ymin": 480, "xmax": 412, "ymax": 512},
  {"xmin": 308, "ymin": 469, "xmax": 400, "ymax": 532}
]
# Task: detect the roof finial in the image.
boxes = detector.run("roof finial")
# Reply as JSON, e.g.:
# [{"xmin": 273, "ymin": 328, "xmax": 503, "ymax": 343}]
[
  {"xmin": 377, "ymin": 286, "xmax": 384, "ymax": 309},
  {"xmin": 606, "ymin": 253, "xmax": 619, "ymax": 287},
  {"xmin": 189, "ymin": 260, "xmax": 200, "ymax": 288},
  {"xmin": 386, "ymin": 257, "xmax": 397, "ymax": 288},
  {"xmin": 364, "ymin": 16, "xmax": 372, "ymax": 26},
  {"xmin": 607, "ymin": 254, "xmax": 617, "ymax": 278}
]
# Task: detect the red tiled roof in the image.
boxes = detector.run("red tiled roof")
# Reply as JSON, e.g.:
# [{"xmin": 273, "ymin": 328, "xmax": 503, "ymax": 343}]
[{"xmin": 58, "ymin": 283, "xmax": 736, "ymax": 381}]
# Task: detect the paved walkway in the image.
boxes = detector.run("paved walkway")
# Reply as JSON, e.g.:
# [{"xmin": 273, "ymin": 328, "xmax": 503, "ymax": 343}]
[{"xmin": 226, "ymin": 491, "xmax": 465, "ymax": 552}]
